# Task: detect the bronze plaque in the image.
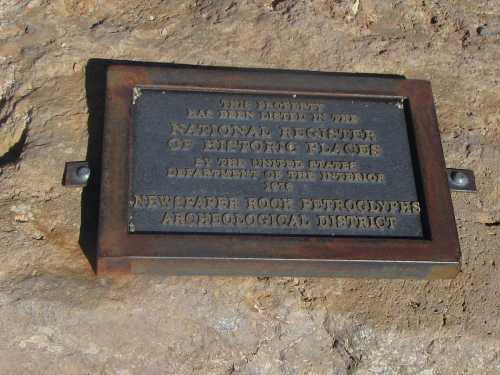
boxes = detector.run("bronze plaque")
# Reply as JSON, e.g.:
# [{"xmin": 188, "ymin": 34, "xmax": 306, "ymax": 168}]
[
  {"xmin": 91, "ymin": 60, "xmax": 460, "ymax": 279},
  {"xmin": 129, "ymin": 88, "xmax": 423, "ymax": 238}
]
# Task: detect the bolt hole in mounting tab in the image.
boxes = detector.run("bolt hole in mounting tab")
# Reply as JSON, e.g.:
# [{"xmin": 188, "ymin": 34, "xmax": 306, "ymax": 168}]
[
  {"xmin": 63, "ymin": 161, "xmax": 91, "ymax": 187},
  {"xmin": 447, "ymin": 168, "xmax": 476, "ymax": 192}
]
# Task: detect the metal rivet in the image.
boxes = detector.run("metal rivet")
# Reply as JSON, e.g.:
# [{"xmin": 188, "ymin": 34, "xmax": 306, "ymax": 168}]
[
  {"xmin": 63, "ymin": 161, "xmax": 90, "ymax": 187},
  {"xmin": 447, "ymin": 168, "xmax": 476, "ymax": 192},
  {"xmin": 76, "ymin": 166, "xmax": 91, "ymax": 182},
  {"xmin": 450, "ymin": 171, "xmax": 469, "ymax": 187}
]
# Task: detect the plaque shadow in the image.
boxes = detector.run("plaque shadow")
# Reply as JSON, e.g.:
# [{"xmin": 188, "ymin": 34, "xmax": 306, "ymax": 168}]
[{"xmin": 79, "ymin": 59, "xmax": 109, "ymax": 273}]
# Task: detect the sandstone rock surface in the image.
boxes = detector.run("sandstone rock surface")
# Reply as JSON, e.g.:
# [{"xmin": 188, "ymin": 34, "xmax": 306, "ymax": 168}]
[{"xmin": 0, "ymin": 1, "xmax": 499, "ymax": 374}]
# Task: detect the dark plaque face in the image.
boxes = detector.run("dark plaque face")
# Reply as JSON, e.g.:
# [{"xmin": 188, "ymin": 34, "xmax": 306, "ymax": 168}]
[{"xmin": 129, "ymin": 87, "xmax": 423, "ymax": 238}]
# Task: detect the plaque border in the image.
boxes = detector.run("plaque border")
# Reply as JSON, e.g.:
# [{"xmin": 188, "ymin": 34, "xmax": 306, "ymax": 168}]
[{"xmin": 96, "ymin": 62, "xmax": 459, "ymax": 279}]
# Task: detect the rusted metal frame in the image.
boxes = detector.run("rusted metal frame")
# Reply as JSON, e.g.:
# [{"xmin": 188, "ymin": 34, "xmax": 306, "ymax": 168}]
[{"xmin": 96, "ymin": 64, "xmax": 459, "ymax": 278}]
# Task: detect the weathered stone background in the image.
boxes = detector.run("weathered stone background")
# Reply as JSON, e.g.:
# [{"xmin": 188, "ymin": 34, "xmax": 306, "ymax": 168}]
[{"xmin": 0, "ymin": 0, "xmax": 499, "ymax": 374}]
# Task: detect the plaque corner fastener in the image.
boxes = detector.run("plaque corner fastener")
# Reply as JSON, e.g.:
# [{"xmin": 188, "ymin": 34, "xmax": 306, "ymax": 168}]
[
  {"xmin": 446, "ymin": 168, "xmax": 476, "ymax": 192},
  {"xmin": 62, "ymin": 161, "xmax": 91, "ymax": 187}
]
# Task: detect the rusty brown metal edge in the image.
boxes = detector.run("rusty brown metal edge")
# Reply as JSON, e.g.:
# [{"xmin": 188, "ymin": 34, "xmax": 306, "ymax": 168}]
[
  {"xmin": 398, "ymin": 80, "xmax": 460, "ymax": 263},
  {"xmin": 96, "ymin": 63, "xmax": 460, "ymax": 278},
  {"xmin": 97, "ymin": 256, "xmax": 459, "ymax": 279}
]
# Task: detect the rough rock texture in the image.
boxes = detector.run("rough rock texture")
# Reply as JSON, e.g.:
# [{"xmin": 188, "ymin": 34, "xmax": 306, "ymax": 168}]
[{"xmin": 0, "ymin": 0, "xmax": 499, "ymax": 374}]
